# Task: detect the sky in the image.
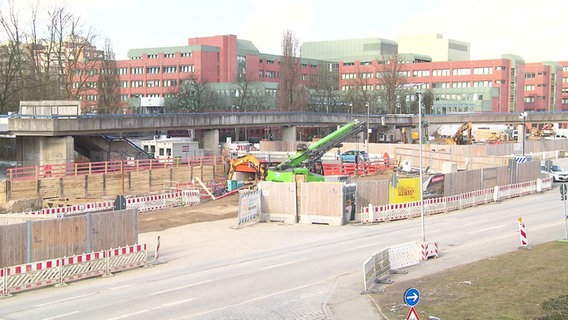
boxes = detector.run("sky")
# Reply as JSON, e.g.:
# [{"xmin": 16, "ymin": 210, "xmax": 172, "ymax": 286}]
[{"xmin": 4, "ymin": 0, "xmax": 568, "ymax": 62}]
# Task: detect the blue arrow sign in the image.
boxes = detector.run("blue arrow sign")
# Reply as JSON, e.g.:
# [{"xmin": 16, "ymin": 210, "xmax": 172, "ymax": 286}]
[{"xmin": 404, "ymin": 287, "xmax": 420, "ymax": 307}]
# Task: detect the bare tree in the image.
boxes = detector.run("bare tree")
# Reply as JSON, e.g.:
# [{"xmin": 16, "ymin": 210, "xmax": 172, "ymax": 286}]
[
  {"xmin": 375, "ymin": 55, "xmax": 408, "ymax": 114},
  {"xmin": 343, "ymin": 66, "xmax": 375, "ymax": 114},
  {"xmin": 275, "ymin": 29, "xmax": 306, "ymax": 111},
  {"xmin": 232, "ymin": 71, "xmax": 269, "ymax": 111},
  {"xmin": 0, "ymin": 0, "xmax": 27, "ymax": 113},
  {"xmin": 95, "ymin": 38, "xmax": 121, "ymax": 114},
  {"xmin": 308, "ymin": 62, "xmax": 341, "ymax": 112},
  {"xmin": 27, "ymin": 4, "xmax": 99, "ymax": 101},
  {"xmin": 166, "ymin": 72, "xmax": 219, "ymax": 112}
]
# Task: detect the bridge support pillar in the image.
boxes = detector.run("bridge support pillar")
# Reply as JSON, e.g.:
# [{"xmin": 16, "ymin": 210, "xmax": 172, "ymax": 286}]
[
  {"xmin": 282, "ymin": 127, "xmax": 297, "ymax": 143},
  {"xmin": 16, "ymin": 136, "xmax": 74, "ymax": 166},
  {"xmin": 203, "ymin": 130, "xmax": 220, "ymax": 155}
]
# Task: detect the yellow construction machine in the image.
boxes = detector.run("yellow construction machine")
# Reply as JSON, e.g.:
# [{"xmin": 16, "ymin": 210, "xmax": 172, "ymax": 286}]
[{"xmin": 228, "ymin": 154, "xmax": 267, "ymax": 182}]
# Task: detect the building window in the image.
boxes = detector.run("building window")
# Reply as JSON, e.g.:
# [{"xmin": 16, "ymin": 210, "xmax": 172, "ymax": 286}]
[
  {"xmin": 148, "ymin": 54, "xmax": 158, "ymax": 59},
  {"xmin": 266, "ymin": 59, "xmax": 274, "ymax": 65},
  {"xmin": 131, "ymin": 80, "xmax": 143, "ymax": 88},
  {"xmin": 495, "ymin": 66, "xmax": 506, "ymax": 71},
  {"xmin": 120, "ymin": 95, "xmax": 128, "ymax": 101},
  {"xmin": 146, "ymin": 67, "xmax": 160, "ymax": 74},
  {"xmin": 537, "ymin": 84, "xmax": 547, "ymax": 88},
  {"xmin": 432, "ymin": 82, "xmax": 450, "ymax": 89},
  {"xmin": 86, "ymin": 82, "xmax": 97, "ymax": 88},
  {"xmin": 86, "ymin": 95, "xmax": 97, "ymax": 101},
  {"xmin": 524, "ymin": 85, "xmax": 535, "ymax": 91},
  {"xmin": 117, "ymin": 68, "xmax": 128, "ymax": 75},
  {"xmin": 538, "ymin": 72, "xmax": 548, "ymax": 76},
  {"xmin": 264, "ymin": 71, "xmax": 276, "ymax": 78},
  {"xmin": 525, "ymin": 96, "xmax": 535, "ymax": 103},
  {"xmin": 120, "ymin": 81, "xmax": 128, "ymax": 88},
  {"xmin": 180, "ymin": 65, "xmax": 194, "ymax": 73},
  {"xmin": 163, "ymin": 66, "xmax": 177, "ymax": 73},
  {"xmin": 452, "ymin": 81, "xmax": 470, "ymax": 88},
  {"xmin": 360, "ymin": 72, "xmax": 373, "ymax": 79},
  {"xmin": 163, "ymin": 80, "xmax": 177, "ymax": 87},
  {"xmin": 413, "ymin": 70, "xmax": 430, "ymax": 77},
  {"xmin": 181, "ymin": 52, "xmax": 192, "ymax": 57},
  {"xmin": 525, "ymin": 73, "xmax": 535, "ymax": 79},
  {"xmin": 131, "ymin": 67, "xmax": 144, "ymax": 74},
  {"xmin": 147, "ymin": 80, "xmax": 160, "ymax": 88},
  {"xmin": 473, "ymin": 67, "xmax": 493, "ymax": 75},
  {"xmin": 432, "ymin": 69, "xmax": 450, "ymax": 76},
  {"xmin": 343, "ymin": 62, "xmax": 355, "ymax": 66},
  {"xmin": 452, "ymin": 68, "xmax": 471, "ymax": 76},
  {"xmin": 164, "ymin": 53, "xmax": 175, "ymax": 58}
]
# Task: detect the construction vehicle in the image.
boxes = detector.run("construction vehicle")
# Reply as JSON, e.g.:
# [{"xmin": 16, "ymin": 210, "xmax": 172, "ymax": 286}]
[
  {"xmin": 228, "ymin": 154, "xmax": 266, "ymax": 182},
  {"xmin": 266, "ymin": 119, "xmax": 366, "ymax": 182},
  {"xmin": 452, "ymin": 121, "xmax": 473, "ymax": 145}
]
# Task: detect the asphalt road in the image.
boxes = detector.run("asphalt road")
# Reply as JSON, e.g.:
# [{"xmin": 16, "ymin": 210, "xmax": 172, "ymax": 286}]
[{"xmin": 1, "ymin": 159, "xmax": 566, "ymax": 320}]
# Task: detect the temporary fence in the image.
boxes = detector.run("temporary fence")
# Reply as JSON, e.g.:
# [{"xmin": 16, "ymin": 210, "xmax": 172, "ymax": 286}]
[
  {"xmin": 8, "ymin": 189, "xmax": 201, "ymax": 219},
  {"xmin": 236, "ymin": 190, "xmax": 262, "ymax": 226},
  {"xmin": 1, "ymin": 243, "xmax": 147, "ymax": 296},
  {"xmin": 362, "ymin": 241, "xmax": 438, "ymax": 292},
  {"xmin": 360, "ymin": 178, "xmax": 553, "ymax": 224}
]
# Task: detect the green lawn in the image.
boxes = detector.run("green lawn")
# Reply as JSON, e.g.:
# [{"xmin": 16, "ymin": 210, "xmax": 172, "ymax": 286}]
[{"xmin": 373, "ymin": 241, "xmax": 568, "ymax": 320}]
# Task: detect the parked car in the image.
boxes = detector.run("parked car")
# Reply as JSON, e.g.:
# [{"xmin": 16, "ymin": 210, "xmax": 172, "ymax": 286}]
[
  {"xmin": 340, "ymin": 150, "xmax": 369, "ymax": 163},
  {"xmin": 541, "ymin": 164, "xmax": 568, "ymax": 182}
]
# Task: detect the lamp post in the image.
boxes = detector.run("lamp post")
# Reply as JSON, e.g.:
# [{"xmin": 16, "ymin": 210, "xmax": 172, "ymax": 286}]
[
  {"xmin": 366, "ymin": 102, "xmax": 370, "ymax": 152},
  {"xmin": 519, "ymin": 112, "xmax": 528, "ymax": 156},
  {"xmin": 416, "ymin": 91, "xmax": 426, "ymax": 242}
]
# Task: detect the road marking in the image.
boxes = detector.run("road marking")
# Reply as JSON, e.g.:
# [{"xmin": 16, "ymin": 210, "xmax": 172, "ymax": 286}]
[
  {"xmin": 187, "ymin": 280, "xmax": 324, "ymax": 317},
  {"xmin": 34, "ymin": 292, "xmax": 97, "ymax": 307},
  {"xmin": 42, "ymin": 311, "xmax": 80, "ymax": 320},
  {"xmin": 467, "ymin": 224, "xmax": 505, "ymax": 234},
  {"xmin": 150, "ymin": 279, "xmax": 212, "ymax": 296},
  {"xmin": 107, "ymin": 309, "xmax": 150, "ymax": 320},
  {"xmin": 260, "ymin": 258, "xmax": 307, "ymax": 270},
  {"xmin": 162, "ymin": 297, "xmax": 196, "ymax": 308}
]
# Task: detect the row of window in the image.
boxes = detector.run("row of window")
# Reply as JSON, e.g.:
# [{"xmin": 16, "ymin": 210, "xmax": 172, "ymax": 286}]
[{"xmin": 121, "ymin": 65, "xmax": 195, "ymax": 75}]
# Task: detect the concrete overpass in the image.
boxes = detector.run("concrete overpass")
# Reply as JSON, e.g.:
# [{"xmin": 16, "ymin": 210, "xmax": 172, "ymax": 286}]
[
  {"xmin": 2, "ymin": 111, "xmax": 567, "ymax": 136},
  {"xmin": 1, "ymin": 111, "xmax": 566, "ymax": 166}
]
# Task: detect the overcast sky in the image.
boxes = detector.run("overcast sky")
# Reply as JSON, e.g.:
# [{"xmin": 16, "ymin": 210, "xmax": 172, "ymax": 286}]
[{"xmin": 4, "ymin": 0, "xmax": 567, "ymax": 62}]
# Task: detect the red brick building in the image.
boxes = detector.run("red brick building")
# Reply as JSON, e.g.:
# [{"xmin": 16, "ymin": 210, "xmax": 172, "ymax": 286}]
[{"xmin": 71, "ymin": 34, "xmax": 567, "ymax": 114}]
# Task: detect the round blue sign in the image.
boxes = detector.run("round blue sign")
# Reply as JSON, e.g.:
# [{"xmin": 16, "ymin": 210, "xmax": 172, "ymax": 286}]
[{"xmin": 404, "ymin": 287, "xmax": 420, "ymax": 307}]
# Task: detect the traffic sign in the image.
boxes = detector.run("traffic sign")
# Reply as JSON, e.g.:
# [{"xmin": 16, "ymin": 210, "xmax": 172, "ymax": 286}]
[
  {"xmin": 406, "ymin": 306, "xmax": 420, "ymax": 320},
  {"xmin": 404, "ymin": 287, "xmax": 420, "ymax": 307}
]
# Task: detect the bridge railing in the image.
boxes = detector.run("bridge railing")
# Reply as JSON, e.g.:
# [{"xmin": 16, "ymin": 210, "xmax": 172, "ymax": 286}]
[{"xmin": 6, "ymin": 156, "xmax": 223, "ymax": 182}]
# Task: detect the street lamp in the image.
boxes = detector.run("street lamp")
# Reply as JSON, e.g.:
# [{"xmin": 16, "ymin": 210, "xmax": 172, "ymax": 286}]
[
  {"xmin": 416, "ymin": 91, "xmax": 426, "ymax": 243},
  {"xmin": 519, "ymin": 112, "xmax": 528, "ymax": 156},
  {"xmin": 366, "ymin": 102, "xmax": 370, "ymax": 152}
]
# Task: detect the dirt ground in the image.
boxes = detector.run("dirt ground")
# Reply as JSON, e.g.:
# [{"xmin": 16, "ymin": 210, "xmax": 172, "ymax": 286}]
[
  {"xmin": 138, "ymin": 194, "xmax": 241, "ymax": 233},
  {"xmin": 137, "ymin": 171, "xmax": 394, "ymax": 234}
]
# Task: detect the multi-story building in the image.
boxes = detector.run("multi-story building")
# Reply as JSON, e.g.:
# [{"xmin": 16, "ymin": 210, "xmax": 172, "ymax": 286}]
[{"xmin": 71, "ymin": 34, "xmax": 566, "ymax": 115}]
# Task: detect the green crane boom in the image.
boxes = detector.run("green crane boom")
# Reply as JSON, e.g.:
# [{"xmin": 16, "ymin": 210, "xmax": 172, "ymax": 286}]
[{"xmin": 267, "ymin": 119, "xmax": 366, "ymax": 182}]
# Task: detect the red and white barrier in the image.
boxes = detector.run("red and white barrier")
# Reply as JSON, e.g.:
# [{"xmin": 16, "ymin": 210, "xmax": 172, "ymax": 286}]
[
  {"xmin": 518, "ymin": 217, "xmax": 529, "ymax": 248},
  {"xmin": 360, "ymin": 178, "xmax": 553, "ymax": 224},
  {"xmin": 1, "ymin": 244, "xmax": 148, "ymax": 297}
]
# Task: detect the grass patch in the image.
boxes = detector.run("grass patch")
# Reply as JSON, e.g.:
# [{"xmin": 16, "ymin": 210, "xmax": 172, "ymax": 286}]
[{"xmin": 373, "ymin": 241, "xmax": 568, "ymax": 319}]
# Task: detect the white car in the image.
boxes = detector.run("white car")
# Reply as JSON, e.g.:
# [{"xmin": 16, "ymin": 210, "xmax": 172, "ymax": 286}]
[{"xmin": 542, "ymin": 164, "xmax": 568, "ymax": 182}]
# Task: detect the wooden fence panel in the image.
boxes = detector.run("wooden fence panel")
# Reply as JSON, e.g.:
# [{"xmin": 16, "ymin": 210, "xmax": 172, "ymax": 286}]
[
  {"xmin": 86, "ymin": 174, "xmax": 105, "ymax": 199},
  {"xmin": 0, "ymin": 223, "xmax": 26, "ymax": 267},
  {"xmin": 30, "ymin": 216, "xmax": 88, "ymax": 262},
  {"xmin": 89, "ymin": 209, "xmax": 138, "ymax": 251},
  {"xmin": 300, "ymin": 183, "xmax": 343, "ymax": 217}
]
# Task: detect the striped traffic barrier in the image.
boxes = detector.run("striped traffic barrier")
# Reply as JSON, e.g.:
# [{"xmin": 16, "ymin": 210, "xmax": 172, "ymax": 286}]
[{"xmin": 518, "ymin": 217, "xmax": 529, "ymax": 248}]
